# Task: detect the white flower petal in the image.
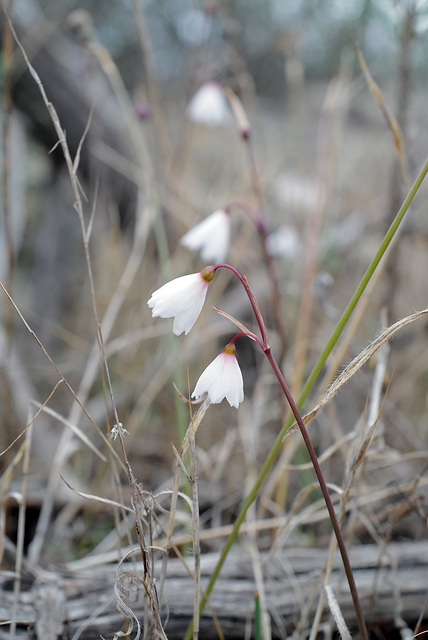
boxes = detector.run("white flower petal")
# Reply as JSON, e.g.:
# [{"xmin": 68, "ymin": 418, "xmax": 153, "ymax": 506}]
[
  {"xmin": 181, "ymin": 210, "xmax": 230, "ymax": 264},
  {"xmin": 148, "ymin": 272, "xmax": 209, "ymax": 335},
  {"xmin": 192, "ymin": 353, "xmax": 223, "ymax": 401},
  {"xmin": 172, "ymin": 293, "xmax": 206, "ymax": 335},
  {"xmin": 223, "ymin": 356, "xmax": 244, "ymax": 408},
  {"xmin": 192, "ymin": 351, "xmax": 244, "ymax": 408},
  {"xmin": 186, "ymin": 82, "xmax": 231, "ymax": 127},
  {"xmin": 204, "ymin": 367, "xmax": 228, "ymax": 405}
]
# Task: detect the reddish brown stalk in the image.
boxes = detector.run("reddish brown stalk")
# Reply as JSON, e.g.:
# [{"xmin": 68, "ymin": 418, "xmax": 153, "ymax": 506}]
[
  {"xmin": 214, "ymin": 264, "xmax": 269, "ymax": 346},
  {"xmin": 226, "ymin": 201, "xmax": 287, "ymax": 360},
  {"xmin": 215, "ymin": 264, "xmax": 369, "ymax": 640},
  {"xmin": 264, "ymin": 348, "xmax": 368, "ymax": 640}
]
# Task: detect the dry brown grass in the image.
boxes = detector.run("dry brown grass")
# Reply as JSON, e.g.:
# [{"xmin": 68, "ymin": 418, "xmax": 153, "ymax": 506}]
[{"xmin": 2, "ymin": 3, "xmax": 428, "ymax": 639}]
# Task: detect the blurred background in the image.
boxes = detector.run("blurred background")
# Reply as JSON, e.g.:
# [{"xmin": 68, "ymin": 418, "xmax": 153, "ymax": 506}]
[{"xmin": 2, "ymin": 0, "xmax": 428, "ymax": 566}]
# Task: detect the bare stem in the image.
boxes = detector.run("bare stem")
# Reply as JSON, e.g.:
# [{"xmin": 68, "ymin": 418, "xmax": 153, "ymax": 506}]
[
  {"xmin": 214, "ymin": 264, "xmax": 269, "ymax": 346},
  {"xmin": 227, "ymin": 199, "xmax": 287, "ymax": 359},
  {"xmin": 264, "ymin": 348, "xmax": 368, "ymax": 640},
  {"xmin": 211, "ymin": 264, "xmax": 368, "ymax": 640}
]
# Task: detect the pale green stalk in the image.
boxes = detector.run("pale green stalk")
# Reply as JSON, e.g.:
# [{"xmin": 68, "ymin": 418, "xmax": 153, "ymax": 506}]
[{"xmin": 297, "ymin": 153, "xmax": 428, "ymax": 411}]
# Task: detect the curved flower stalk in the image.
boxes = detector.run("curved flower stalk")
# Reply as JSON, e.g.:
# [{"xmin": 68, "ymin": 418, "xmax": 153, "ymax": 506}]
[
  {"xmin": 192, "ymin": 342, "xmax": 244, "ymax": 408},
  {"xmin": 148, "ymin": 263, "xmax": 368, "ymax": 640},
  {"xmin": 224, "ymin": 199, "xmax": 287, "ymax": 359},
  {"xmin": 147, "ymin": 267, "xmax": 215, "ymax": 335},
  {"xmin": 149, "ymin": 155, "xmax": 428, "ymax": 640},
  {"xmin": 181, "ymin": 209, "xmax": 231, "ymax": 264}
]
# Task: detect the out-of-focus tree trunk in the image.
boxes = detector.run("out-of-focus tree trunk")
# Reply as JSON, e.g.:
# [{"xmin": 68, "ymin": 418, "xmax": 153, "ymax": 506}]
[{"xmin": 1, "ymin": 3, "xmax": 138, "ymax": 230}]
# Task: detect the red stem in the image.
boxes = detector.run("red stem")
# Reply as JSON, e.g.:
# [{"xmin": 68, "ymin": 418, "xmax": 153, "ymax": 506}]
[
  {"xmin": 218, "ymin": 263, "xmax": 368, "ymax": 640},
  {"xmin": 214, "ymin": 264, "xmax": 269, "ymax": 346},
  {"xmin": 265, "ymin": 348, "xmax": 368, "ymax": 640},
  {"xmin": 225, "ymin": 202, "xmax": 287, "ymax": 359}
]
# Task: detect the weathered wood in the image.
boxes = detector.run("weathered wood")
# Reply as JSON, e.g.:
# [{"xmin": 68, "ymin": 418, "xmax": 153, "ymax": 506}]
[{"xmin": 1, "ymin": 540, "xmax": 428, "ymax": 638}]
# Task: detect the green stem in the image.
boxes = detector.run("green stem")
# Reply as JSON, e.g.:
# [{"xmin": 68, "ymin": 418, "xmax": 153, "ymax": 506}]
[
  {"xmin": 297, "ymin": 153, "xmax": 428, "ymax": 411},
  {"xmin": 183, "ymin": 155, "xmax": 428, "ymax": 640}
]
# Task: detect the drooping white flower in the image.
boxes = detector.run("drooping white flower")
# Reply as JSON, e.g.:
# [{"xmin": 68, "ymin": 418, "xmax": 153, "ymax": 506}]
[
  {"xmin": 186, "ymin": 82, "xmax": 231, "ymax": 127},
  {"xmin": 181, "ymin": 209, "xmax": 230, "ymax": 264},
  {"xmin": 148, "ymin": 268, "xmax": 215, "ymax": 336},
  {"xmin": 192, "ymin": 343, "xmax": 244, "ymax": 408}
]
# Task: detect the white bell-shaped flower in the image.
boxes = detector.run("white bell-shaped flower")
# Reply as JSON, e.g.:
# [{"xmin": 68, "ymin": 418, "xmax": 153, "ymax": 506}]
[
  {"xmin": 192, "ymin": 343, "xmax": 244, "ymax": 408},
  {"xmin": 181, "ymin": 209, "xmax": 230, "ymax": 264},
  {"xmin": 148, "ymin": 268, "xmax": 215, "ymax": 336},
  {"xmin": 186, "ymin": 82, "xmax": 231, "ymax": 127}
]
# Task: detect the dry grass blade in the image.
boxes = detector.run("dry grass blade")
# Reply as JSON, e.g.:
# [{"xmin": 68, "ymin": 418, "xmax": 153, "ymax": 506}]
[
  {"xmin": 73, "ymin": 101, "xmax": 95, "ymax": 174},
  {"xmin": 291, "ymin": 70, "xmax": 346, "ymax": 398},
  {"xmin": 10, "ymin": 419, "xmax": 33, "ymax": 640},
  {"xmin": 113, "ymin": 549, "xmax": 143, "ymax": 640},
  {"xmin": 179, "ymin": 397, "xmax": 211, "ymax": 460},
  {"xmin": 325, "ymin": 584, "xmax": 351, "ymax": 640},
  {"xmin": 310, "ymin": 326, "xmax": 391, "ymax": 640},
  {"xmin": 0, "ymin": 381, "xmax": 62, "ymax": 458},
  {"xmin": 129, "ymin": 476, "xmax": 168, "ymax": 640},
  {"xmin": 292, "ymin": 308, "xmax": 428, "ymax": 431},
  {"xmin": 1, "ymin": 7, "xmax": 149, "ymax": 566},
  {"xmin": 316, "ymin": 263, "xmax": 386, "ymax": 400},
  {"xmin": 413, "ymin": 594, "xmax": 428, "ymax": 639},
  {"xmin": 158, "ymin": 399, "xmax": 228, "ymax": 640},
  {"xmin": 32, "ymin": 402, "xmax": 107, "ymax": 461},
  {"xmin": 0, "ymin": 282, "xmax": 126, "ymax": 472},
  {"xmin": 275, "ymin": 432, "xmax": 355, "ymax": 471},
  {"xmin": 59, "ymin": 475, "xmax": 135, "ymax": 514},
  {"xmin": 189, "ymin": 430, "xmax": 201, "ymax": 639},
  {"xmin": 224, "ymin": 87, "xmax": 250, "ymax": 135},
  {"xmin": 356, "ymin": 44, "xmax": 408, "ymax": 181}
]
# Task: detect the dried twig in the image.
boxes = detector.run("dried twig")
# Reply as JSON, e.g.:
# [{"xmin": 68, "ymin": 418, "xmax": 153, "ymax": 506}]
[{"xmin": 290, "ymin": 308, "xmax": 428, "ymax": 434}]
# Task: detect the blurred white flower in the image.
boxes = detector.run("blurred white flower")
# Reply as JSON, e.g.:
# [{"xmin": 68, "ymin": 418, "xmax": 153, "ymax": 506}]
[
  {"xmin": 181, "ymin": 209, "xmax": 230, "ymax": 264},
  {"xmin": 186, "ymin": 82, "xmax": 231, "ymax": 126},
  {"xmin": 266, "ymin": 225, "xmax": 301, "ymax": 261},
  {"xmin": 148, "ymin": 269, "xmax": 214, "ymax": 336},
  {"xmin": 192, "ymin": 343, "xmax": 244, "ymax": 408},
  {"xmin": 273, "ymin": 171, "xmax": 316, "ymax": 213}
]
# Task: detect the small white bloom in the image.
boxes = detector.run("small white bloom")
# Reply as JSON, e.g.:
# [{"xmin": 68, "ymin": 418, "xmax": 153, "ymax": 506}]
[
  {"xmin": 192, "ymin": 344, "xmax": 244, "ymax": 408},
  {"xmin": 266, "ymin": 225, "xmax": 301, "ymax": 261},
  {"xmin": 110, "ymin": 423, "xmax": 129, "ymax": 441},
  {"xmin": 181, "ymin": 209, "xmax": 230, "ymax": 264},
  {"xmin": 186, "ymin": 82, "xmax": 231, "ymax": 127},
  {"xmin": 148, "ymin": 269, "xmax": 214, "ymax": 336}
]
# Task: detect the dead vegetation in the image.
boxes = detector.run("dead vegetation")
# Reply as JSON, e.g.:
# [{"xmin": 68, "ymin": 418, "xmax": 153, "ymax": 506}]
[{"xmin": 1, "ymin": 2, "xmax": 428, "ymax": 639}]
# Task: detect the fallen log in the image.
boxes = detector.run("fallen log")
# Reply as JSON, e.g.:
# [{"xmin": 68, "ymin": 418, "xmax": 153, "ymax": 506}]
[{"xmin": 1, "ymin": 539, "xmax": 428, "ymax": 638}]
